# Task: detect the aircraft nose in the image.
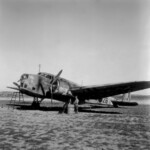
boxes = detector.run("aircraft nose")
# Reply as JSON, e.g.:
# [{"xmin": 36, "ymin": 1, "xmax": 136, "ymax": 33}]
[
  {"xmin": 19, "ymin": 74, "xmax": 40, "ymax": 91},
  {"xmin": 19, "ymin": 74, "xmax": 29, "ymax": 87}
]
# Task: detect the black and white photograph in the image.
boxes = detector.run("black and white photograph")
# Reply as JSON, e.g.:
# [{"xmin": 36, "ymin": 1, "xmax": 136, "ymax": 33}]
[{"xmin": 0, "ymin": 0, "xmax": 150, "ymax": 149}]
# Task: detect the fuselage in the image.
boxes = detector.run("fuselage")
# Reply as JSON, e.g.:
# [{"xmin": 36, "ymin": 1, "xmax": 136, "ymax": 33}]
[{"xmin": 19, "ymin": 72, "xmax": 79, "ymax": 101}]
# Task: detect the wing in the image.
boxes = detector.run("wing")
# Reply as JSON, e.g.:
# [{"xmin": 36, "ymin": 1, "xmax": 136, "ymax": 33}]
[{"xmin": 70, "ymin": 81, "xmax": 150, "ymax": 100}]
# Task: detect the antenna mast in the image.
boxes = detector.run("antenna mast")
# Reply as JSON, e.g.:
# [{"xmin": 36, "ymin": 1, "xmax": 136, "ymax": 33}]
[{"xmin": 39, "ymin": 64, "xmax": 41, "ymax": 73}]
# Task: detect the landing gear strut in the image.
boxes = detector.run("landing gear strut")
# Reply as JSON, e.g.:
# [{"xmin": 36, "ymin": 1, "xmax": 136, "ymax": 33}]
[{"xmin": 31, "ymin": 97, "xmax": 44, "ymax": 108}]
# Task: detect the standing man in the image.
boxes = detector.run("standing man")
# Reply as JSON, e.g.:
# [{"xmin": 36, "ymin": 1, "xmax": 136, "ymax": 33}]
[{"xmin": 74, "ymin": 96, "xmax": 79, "ymax": 113}]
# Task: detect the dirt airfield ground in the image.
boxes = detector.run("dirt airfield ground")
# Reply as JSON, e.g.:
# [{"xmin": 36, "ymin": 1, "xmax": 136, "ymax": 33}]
[{"xmin": 0, "ymin": 98, "xmax": 150, "ymax": 150}]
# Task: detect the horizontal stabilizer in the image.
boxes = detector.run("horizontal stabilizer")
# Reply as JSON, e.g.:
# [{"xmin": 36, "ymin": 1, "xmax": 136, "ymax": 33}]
[{"xmin": 101, "ymin": 97, "xmax": 113, "ymax": 105}]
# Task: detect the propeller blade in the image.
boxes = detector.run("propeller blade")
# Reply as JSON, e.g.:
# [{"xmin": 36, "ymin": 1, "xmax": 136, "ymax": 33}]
[
  {"xmin": 39, "ymin": 83, "xmax": 45, "ymax": 96},
  {"xmin": 7, "ymin": 86, "xmax": 20, "ymax": 91},
  {"xmin": 49, "ymin": 70, "xmax": 62, "ymax": 103},
  {"xmin": 51, "ymin": 69, "xmax": 63, "ymax": 84},
  {"xmin": 13, "ymin": 82, "xmax": 20, "ymax": 88},
  {"xmin": 37, "ymin": 77, "xmax": 45, "ymax": 96}
]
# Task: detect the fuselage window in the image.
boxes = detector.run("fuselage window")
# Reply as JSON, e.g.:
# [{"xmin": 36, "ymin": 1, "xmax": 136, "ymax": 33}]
[
  {"xmin": 21, "ymin": 83, "xmax": 23, "ymax": 87},
  {"xmin": 32, "ymin": 87, "xmax": 35, "ymax": 90},
  {"xmin": 24, "ymin": 84, "xmax": 27, "ymax": 88}
]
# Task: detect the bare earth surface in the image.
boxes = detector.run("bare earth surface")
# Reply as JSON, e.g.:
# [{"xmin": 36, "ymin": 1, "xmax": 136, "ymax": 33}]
[{"xmin": 0, "ymin": 99, "xmax": 150, "ymax": 150}]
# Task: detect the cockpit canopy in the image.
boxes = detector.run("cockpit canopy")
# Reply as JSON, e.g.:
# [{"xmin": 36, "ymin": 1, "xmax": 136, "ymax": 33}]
[{"xmin": 38, "ymin": 72, "xmax": 54, "ymax": 81}]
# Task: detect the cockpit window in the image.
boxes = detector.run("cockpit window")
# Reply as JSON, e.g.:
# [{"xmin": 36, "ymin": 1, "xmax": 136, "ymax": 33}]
[
  {"xmin": 38, "ymin": 73, "xmax": 53, "ymax": 80},
  {"xmin": 46, "ymin": 75, "xmax": 52, "ymax": 80},
  {"xmin": 32, "ymin": 87, "xmax": 35, "ymax": 90}
]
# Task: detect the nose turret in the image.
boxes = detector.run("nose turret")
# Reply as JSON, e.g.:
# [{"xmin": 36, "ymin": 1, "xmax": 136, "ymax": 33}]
[
  {"xmin": 20, "ymin": 74, "xmax": 28, "ymax": 81},
  {"xmin": 20, "ymin": 74, "xmax": 29, "ymax": 88},
  {"xmin": 19, "ymin": 74, "xmax": 43, "ymax": 97}
]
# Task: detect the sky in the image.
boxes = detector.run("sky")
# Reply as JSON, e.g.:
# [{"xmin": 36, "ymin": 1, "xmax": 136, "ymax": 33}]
[{"xmin": 0, "ymin": 0, "xmax": 150, "ymax": 94}]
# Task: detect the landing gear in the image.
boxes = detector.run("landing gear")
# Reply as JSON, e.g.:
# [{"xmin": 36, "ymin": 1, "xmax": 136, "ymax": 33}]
[
  {"xmin": 31, "ymin": 97, "xmax": 44, "ymax": 109},
  {"xmin": 113, "ymin": 103, "xmax": 118, "ymax": 108},
  {"xmin": 62, "ymin": 100, "xmax": 70, "ymax": 113}
]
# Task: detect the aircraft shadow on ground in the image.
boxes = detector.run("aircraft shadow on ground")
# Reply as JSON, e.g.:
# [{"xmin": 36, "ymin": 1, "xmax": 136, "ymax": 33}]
[
  {"xmin": 79, "ymin": 109, "xmax": 121, "ymax": 114},
  {"xmin": 90, "ymin": 105, "xmax": 128, "ymax": 110},
  {"xmin": 90, "ymin": 105, "xmax": 113, "ymax": 109},
  {"xmin": 7, "ymin": 104, "xmax": 122, "ymax": 114}
]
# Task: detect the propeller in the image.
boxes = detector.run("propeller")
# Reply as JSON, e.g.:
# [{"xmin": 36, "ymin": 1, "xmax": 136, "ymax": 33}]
[
  {"xmin": 13, "ymin": 82, "xmax": 20, "ymax": 89},
  {"xmin": 36, "ymin": 76, "xmax": 45, "ymax": 97},
  {"xmin": 50, "ymin": 70, "xmax": 63, "ymax": 103},
  {"xmin": 39, "ymin": 83, "xmax": 45, "ymax": 96},
  {"xmin": 7, "ymin": 82, "xmax": 21, "ymax": 92},
  {"xmin": 51, "ymin": 69, "xmax": 63, "ymax": 85}
]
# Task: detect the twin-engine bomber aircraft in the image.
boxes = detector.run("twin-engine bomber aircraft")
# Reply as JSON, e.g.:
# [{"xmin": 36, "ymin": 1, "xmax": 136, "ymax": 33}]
[{"xmin": 8, "ymin": 70, "xmax": 150, "ymax": 110}]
